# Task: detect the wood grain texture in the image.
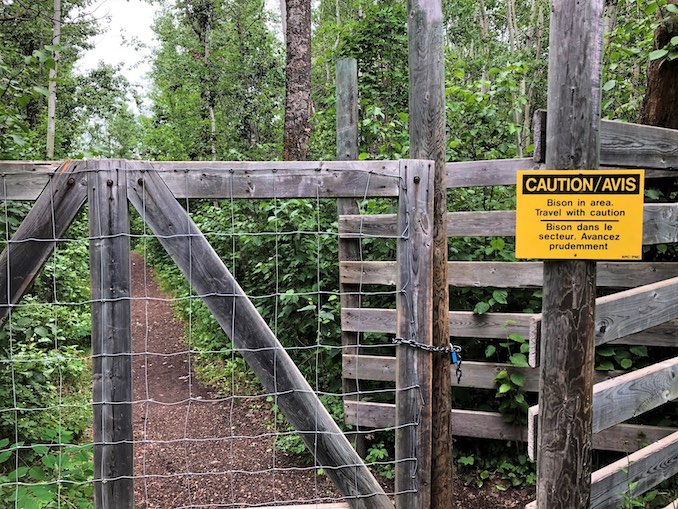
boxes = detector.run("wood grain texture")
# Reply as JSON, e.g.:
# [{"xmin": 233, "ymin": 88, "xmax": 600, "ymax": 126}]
[
  {"xmin": 0, "ymin": 160, "xmax": 87, "ymax": 327},
  {"xmin": 534, "ymin": 109, "xmax": 678, "ymax": 170},
  {"xmin": 341, "ymin": 261, "xmax": 678, "ymax": 289},
  {"xmin": 395, "ymin": 160, "xmax": 434, "ymax": 508},
  {"xmin": 88, "ymin": 161, "xmax": 134, "ymax": 508},
  {"xmin": 342, "ymin": 307, "xmax": 539, "ymax": 340},
  {"xmin": 528, "ymin": 356, "xmax": 678, "ymax": 459},
  {"xmin": 339, "ymin": 204, "xmax": 678, "ymax": 245},
  {"xmin": 335, "ymin": 58, "xmax": 366, "ymax": 455},
  {"xmin": 446, "ymin": 158, "xmax": 540, "ymax": 188},
  {"xmin": 127, "ymin": 169, "xmax": 393, "ymax": 509},
  {"xmin": 343, "ymin": 354, "xmax": 620, "ymax": 393},
  {"xmin": 611, "ymin": 320, "xmax": 677, "ymax": 347},
  {"xmin": 590, "ymin": 431, "xmax": 678, "ymax": 509},
  {"xmin": 345, "ymin": 401, "xmax": 673, "ymax": 453},
  {"xmin": 530, "ymin": 1, "xmax": 603, "ymax": 504},
  {"xmin": 594, "ymin": 276, "xmax": 678, "ymax": 346},
  {"xmin": 408, "ymin": 0, "xmax": 452, "ymax": 505}
]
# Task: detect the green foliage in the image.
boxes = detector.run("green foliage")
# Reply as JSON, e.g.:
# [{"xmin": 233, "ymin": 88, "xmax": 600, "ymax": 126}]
[
  {"xmin": 143, "ymin": 0, "xmax": 284, "ymax": 161},
  {"xmin": 455, "ymin": 446, "xmax": 535, "ymax": 490},
  {"xmin": 596, "ymin": 345, "xmax": 650, "ymax": 372},
  {"xmin": 0, "ymin": 438, "xmax": 93, "ymax": 509}
]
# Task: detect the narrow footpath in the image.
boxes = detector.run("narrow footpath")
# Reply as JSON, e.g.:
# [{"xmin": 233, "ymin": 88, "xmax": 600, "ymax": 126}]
[{"xmin": 130, "ymin": 252, "xmax": 338, "ymax": 508}]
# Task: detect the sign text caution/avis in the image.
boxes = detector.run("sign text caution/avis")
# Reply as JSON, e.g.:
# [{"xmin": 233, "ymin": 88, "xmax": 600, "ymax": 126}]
[{"xmin": 516, "ymin": 170, "xmax": 644, "ymax": 260}]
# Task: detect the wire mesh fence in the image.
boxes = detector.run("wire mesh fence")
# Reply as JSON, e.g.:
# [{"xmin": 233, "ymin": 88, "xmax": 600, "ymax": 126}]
[{"xmin": 0, "ymin": 160, "xmax": 423, "ymax": 509}]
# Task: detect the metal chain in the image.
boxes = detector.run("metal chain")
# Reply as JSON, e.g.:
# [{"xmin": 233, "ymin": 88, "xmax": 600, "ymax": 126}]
[{"xmin": 391, "ymin": 337, "xmax": 462, "ymax": 354}]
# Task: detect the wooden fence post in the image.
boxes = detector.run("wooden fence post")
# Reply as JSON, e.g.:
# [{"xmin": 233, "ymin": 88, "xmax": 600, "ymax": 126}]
[
  {"xmin": 336, "ymin": 57, "xmax": 366, "ymax": 455},
  {"xmin": 408, "ymin": 1, "xmax": 451, "ymax": 507},
  {"xmin": 395, "ymin": 159, "xmax": 434, "ymax": 509},
  {"xmin": 536, "ymin": 1, "xmax": 604, "ymax": 508},
  {"xmin": 89, "ymin": 160, "xmax": 134, "ymax": 508}
]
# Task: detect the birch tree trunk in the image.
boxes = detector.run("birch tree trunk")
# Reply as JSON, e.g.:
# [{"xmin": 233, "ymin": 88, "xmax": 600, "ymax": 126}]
[{"xmin": 46, "ymin": 0, "xmax": 61, "ymax": 158}]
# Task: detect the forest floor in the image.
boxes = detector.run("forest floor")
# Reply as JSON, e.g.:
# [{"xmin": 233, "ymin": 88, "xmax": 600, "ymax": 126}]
[{"xmin": 129, "ymin": 252, "xmax": 534, "ymax": 508}]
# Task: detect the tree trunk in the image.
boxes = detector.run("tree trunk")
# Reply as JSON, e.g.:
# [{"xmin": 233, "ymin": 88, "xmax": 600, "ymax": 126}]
[
  {"xmin": 638, "ymin": 2, "xmax": 678, "ymax": 199},
  {"xmin": 638, "ymin": 4, "xmax": 678, "ymax": 129},
  {"xmin": 283, "ymin": 0, "xmax": 312, "ymax": 161},
  {"xmin": 46, "ymin": 0, "xmax": 61, "ymax": 159}
]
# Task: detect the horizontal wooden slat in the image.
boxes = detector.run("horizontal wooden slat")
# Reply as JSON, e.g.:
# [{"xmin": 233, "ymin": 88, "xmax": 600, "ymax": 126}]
[
  {"xmin": 590, "ymin": 430, "xmax": 678, "ymax": 509},
  {"xmin": 528, "ymin": 356, "xmax": 678, "ymax": 459},
  {"xmin": 610, "ymin": 320, "xmax": 678, "ymax": 347},
  {"xmin": 344, "ymin": 401, "xmax": 527, "ymax": 441},
  {"xmin": 343, "ymin": 355, "xmax": 541, "ymax": 391},
  {"xmin": 595, "ymin": 276, "xmax": 678, "ymax": 346},
  {"xmin": 340, "ymin": 261, "xmax": 678, "ymax": 289},
  {"xmin": 344, "ymin": 401, "xmax": 675, "ymax": 453},
  {"xmin": 257, "ymin": 505, "xmax": 350, "ymax": 509},
  {"xmin": 339, "ymin": 204, "xmax": 678, "ymax": 244},
  {"xmin": 342, "ymin": 355, "xmax": 619, "ymax": 392},
  {"xmin": 534, "ymin": 111, "xmax": 678, "ymax": 170},
  {"xmin": 600, "ymin": 119, "xmax": 678, "ymax": 170},
  {"xmin": 156, "ymin": 160, "xmax": 404, "ymax": 198},
  {"xmin": 0, "ymin": 160, "xmax": 406, "ymax": 200},
  {"xmin": 341, "ymin": 308, "xmax": 540, "ymax": 341},
  {"xmin": 446, "ymin": 158, "xmax": 539, "ymax": 188}
]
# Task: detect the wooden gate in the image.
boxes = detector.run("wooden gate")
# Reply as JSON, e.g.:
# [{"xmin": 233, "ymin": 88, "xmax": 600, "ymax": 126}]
[{"xmin": 0, "ymin": 158, "xmax": 435, "ymax": 509}]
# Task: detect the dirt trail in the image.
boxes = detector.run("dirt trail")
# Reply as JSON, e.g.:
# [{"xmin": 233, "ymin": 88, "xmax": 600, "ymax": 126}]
[{"xmin": 130, "ymin": 252, "xmax": 338, "ymax": 508}]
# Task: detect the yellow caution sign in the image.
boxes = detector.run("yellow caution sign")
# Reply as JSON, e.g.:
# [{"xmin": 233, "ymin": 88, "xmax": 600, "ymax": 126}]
[{"xmin": 516, "ymin": 170, "xmax": 645, "ymax": 260}]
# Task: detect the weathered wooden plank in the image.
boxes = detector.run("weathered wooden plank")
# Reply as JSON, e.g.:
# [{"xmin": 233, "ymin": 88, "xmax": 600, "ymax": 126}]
[
  {"xmin": 89, "ymin": 160, "xmax": 133, "ymax": 508},
  {"xmin": 643, "ymin": 203, "xmax": 678, "ymax": 245},
  {"xmin": 157, "ymin": 166, "xmax": 401, "ymax": 199},
  {"xmin": 339, "ymin": 205, "xmax": 678, "ymax": 244},
  {"xmin": 611, "ymin": 320, "xmax": 677, "ymax": 347},
  {"xmin": 336, "ymin": 57, "xmax": 365, "ymax": 456},
  {"xmin": 528, "ymin": 356, "xmax": 678, "ymax": 459},
  {"xmin": 0, "ymin": 173, "xmax": 53, "ymax": 200},
  {"xmin": 342, "ymin": 308, "xmax": 540, "ymax": 341},
  {"xmin": 592, "ymin": 356, "xmax": 678, "ymax": 434},
  {"xmin": 590, "ymin": 431, "xmax": 678, "ymax": 509},
  {"xmin": 127, "ymin": 168, "xmax": 393, "ymax": 509},
  {"xmin": 257, "ymin": 505, "xmax": 350, "ymax": 509},
  {"xmin": 342, "ymin": 355, "xmax": 620, "ymax": 392},
  {"xmin": 345, "ymin": 401, "xmax": 674, "ymax": 453},
  {"xmin": 661, "ymin": 499, "xmax": 678, "ymax": 509},
  {"xmin": 340, "ymin": 261, "xmax": 678, "ymax": 289},
  {"xmin": 534, "ymin": 110, "xmax": 678, "ymax": 170},
  {"xmin": 0, "ymin": 160, "xmax": 88, "ymax": 327},
  {"xmin": 594, "ymin": 276, "xmax": 678, "ymax": 346},
  {"xmin": 395, "ymin": 160, "xmax": 434, "ymax": 508},
  {"xmin": 446, "ymin": 158, "xmax": 540, "ymax": 188}
]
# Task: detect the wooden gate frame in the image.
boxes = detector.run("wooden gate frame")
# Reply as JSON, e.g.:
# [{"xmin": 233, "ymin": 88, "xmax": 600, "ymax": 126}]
[{"xmin": 0, "ymin": 158, "xmax": 436, "ymax": 509}]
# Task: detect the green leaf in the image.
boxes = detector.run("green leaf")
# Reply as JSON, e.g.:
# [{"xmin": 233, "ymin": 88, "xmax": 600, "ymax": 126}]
[
  {"xmin": 596, "ymin": 360, "xmax": 614, "ymax": 371},
  {"xmin": 649, "ymin": 49, "xmax": 669, "ymax": 61},
  {"xmin": 597, "ymin": 347, "xmax": 616, "ymax": 357},
  {"xmin": 498, "ymin": 383, "xmax": 512, "ymax": 394},
  {"xmin": 629, "ymin": 346, "xmax": 648, "ymax": 357},
  {"xmin": 485, "ymin": 345, "xmax": 496, "ymax": 358},
  {"xmin": 474, "ymin": 301, "xmax": 491, "ymax": 315},
  {"xmin": 667, "ymin": 4, "xmax": 678, "ymax": 14},
  {"xmin": 602, "ymin": 79, "xmax": 616, "ymax": 91},
  {"xmin": 358, "ymin": 152, "xmax": 370, "ymax": 160},
  {"xmin": 492, "ymin": 290, "xmax": 508, "ymax": 305},
  {"xmin": 33, "ymin": 86, "xmax": 49, "ymax": 97},
  {"xmin": 31, "ymin": 445, "xmax": 48, "ymax": 455},
  {"xmin": 620, "ymin": 358, "xmax": 633, "ymax": 369},
  {"xmin": 510, "ymin": 373, "xmax": 526, "ymax": 387},
  {"xmin": 34, "ymin": 326, "xmax": 48, "ymax": 338},
  {"xmin": 508, "ymin": 353, "xmax": 529, "ymax": 367}
]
